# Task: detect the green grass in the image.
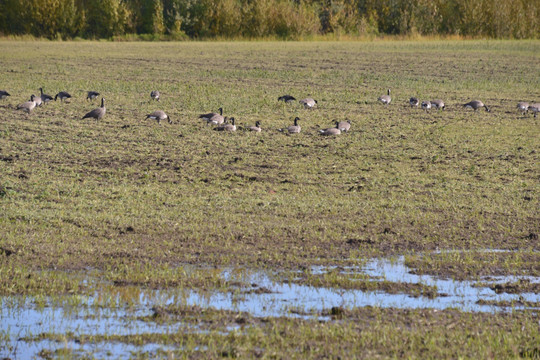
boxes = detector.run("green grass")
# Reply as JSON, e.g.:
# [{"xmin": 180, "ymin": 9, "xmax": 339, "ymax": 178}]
[{"xmin": 0, "ymin": 40, "xmax": 539, "ymax": 357}]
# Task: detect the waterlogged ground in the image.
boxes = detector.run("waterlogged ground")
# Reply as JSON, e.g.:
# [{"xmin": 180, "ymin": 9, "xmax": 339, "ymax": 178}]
[{"xmin": 0, "ymin": 40, "xmax": 539, "ymax": 358}]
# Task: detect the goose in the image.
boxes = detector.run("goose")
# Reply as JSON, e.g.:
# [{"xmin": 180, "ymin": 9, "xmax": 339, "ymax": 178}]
[
  {"xmin": 87, "ymin": 91, "xmax": 100, "ymax": 101},
  {"xmin": 421, "ymin": 100, "xmax": 432, "ymax": 112},
  {"xmin": 32, "ymin": 94, "xmax": 42, "ymax": 107},
  {"xmin": 319, "ymin": 121, "xmax": 341, "ymax": 136},
  {"xmin": 145, "ymin": 110, "xmax": 171, "ymax": 124},
  {"xmin": 517, "ymin": 102, "xmax": 529, "ymax": 115},
  {"xmin": 378, "ymin": 89, "xmax": 391, "ymax": 105},
  {"xmin": 17, "ymin": 95, "xmax": 37, "ymax": 113},
  {"xmin": 214, "ymin": 117, "xmax": 236, "ymax": 132},
  {"xmin": 278, "ymin": 117, "xmax": 301, "ymax": 134},
  {"xmin": 82, "ymin": 97, "xmax": 106, "ymax": 120},
  {"xmin": 150, "ymin": 90, "xmax": 160, "ymax": 101},
  {"xmin": 0, "ymin": 90, "xmax": 10, "ymax": 100},
  {"xmin": 528, "ymin": 103, "xmax": 540, "ymax": 118},
  {"xmin": 200, "ymin": 107, "xmax": 225, "ymax": 125},
  {"xmin": 55, "ymin": 91, "xmax": 72, "ymax": 102},
  {"xmin": 463, "ymin": 100, "xmax": 490, "ymax": 112},
  {"xmin": 431, "ymin": 99, "xmax": 445, "ymax": 110},
  {"xmin": 337, "ymin": 120, "xmax": 351, "ymax": 132},
  {"xmin": 248, "ymin": 121, "xmax": 262, "ymax": 132},
  {"xmin": 39, "ymin": 88, "xmax": 53, "ymax": 104},
  {"xmin": 409, "ymin": 97, "xmax": 419, "ymax": 107},
  {"xmin": 299, "ymin": 98, "xmax": 317, "ymax": 109},
  {"xmin": 278, "ymin": 95, "xmax": 296, "ymax": 103}
]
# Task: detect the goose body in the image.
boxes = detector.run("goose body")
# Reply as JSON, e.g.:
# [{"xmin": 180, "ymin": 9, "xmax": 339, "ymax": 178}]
[
  {"xmin": 87, "ymin": 91, "xmax": 100, "ymax": 101},
  {"xmin": 337, "ymin": 120, "xmax": 351, "ymax": 132},
  {"xmin": 200, "ymin": 107, "xmax": 224, "ymax": 125},
  {"xmin": 421, "ymin": 100, "xmax": 432, "ymax": 112},
  {"xmin": 299, "ymin": 98, "xmax": 317, "ymax": 109},
  {"xmin": 319, "ymin": 122, "xmax": 341, "ymax": 136},
  {"xmin": 215, "ymin": 117, "xmax": 236, "ymax": 132},
  {"xmin": 378, "ymin": 89, "xmax": 391, "ymax": 105},
  {"xmin": 248, "ymin": 121, "xmax": 262, "ymax": 132},
  {"xmin": 40, "ymin": 88, "xmax": 53, "ymax": 104},
  {"xmin": 463, "ymin": 100, "xmax": 490, "ymax": 112},
  {"xmin": 145, "ymin": 110, "xmax": 171, "ymax": 124},
  {"xmin": 517, "ymin": 102, "xmax": 529, "ymax": 114},
  {"xmin": 150, "ymin": 90, "xmax": 160, "ymax": 101},
  {"xmin": 82, "ymin": 97, "xmax": 106, "ymax": 120},
  {"xmin": 278, "ymin": 95, "xmax": 296, "ymax": 103},
  {"xmin": 0, "ymin": 90, "xmax": 10, "ymax": 100},
  {"xmin": 17, "ymin": 95, "xmax": 37, "ymax": 113},
  {"xmin": 33, "ymin": 94, "xmax": 42, "ymax": 107},
  {"xmin": 409, "ymin": 97, "xmax": 419, "ymax": 107},
  {"xmin": 528, "ymin": 103, "xmax": 540, "ymax": 118},
  {"xmin": 431, "ymin": 99, "xmax": 445, "ymax": 110},
  {"xmin": 55, "ymin": 91, "xmax": 72, "ymax": 102},
  {"xmin": 278, "ymin": 117, "xmax": 301, "ymax": 134}
]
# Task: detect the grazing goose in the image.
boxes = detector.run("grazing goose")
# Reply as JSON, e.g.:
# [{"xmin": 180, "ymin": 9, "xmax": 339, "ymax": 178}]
[
  {"xmin": 278, "ymin": 117, "xmax": 301, "ymax": 134},
  {"xmin": 55, "ymin": 91, "xmax": 72, "ymax": 102},
  {"xmin": 431, "ymin": 99, "xmax": 445, "ymax": 110},
  {"xmin": 214, "ymin": 117, "xmax": 236, "ymax": 132},
  {"xmin": 338, "ymin": 120, "xmax": 351, "ymax": 132},
  {"xmin": 17, "ymin": 95, "xmax": 37, "ymax": 113},
  {"xmin": 200, "ymin": 107, "xmax": 225, "ymax": 125},
  {"xmin": 145, "ymin": 110, "xmax": 171, "ymax": 124},
  {"xmin": 278, "ymin": 95, "xmax": 296, "ymax": 103},
  {"xmin": 0, "ymin": 90, "xmax": 10, "ymax": 100},
  {"xmin": 299, "ymin": 98, "xmax": 317, "ymax": 109},
  {"xmin": 378, "ymin": 89, "xmax": 391, "ymax": 105},
  {"xmin": 150, "ymin": 90, "xmax": 160, "ymax": 101},
  {"xmin": 421, "ymin": 100, "xmax": 432, "ymax": 112},
  {"xmin": 528, "ymin": 103, "xmax": 540, "ymax": 118},
  {"xmin": 517, "ymin": 102, "xmax": 529, "ymax": 115},
  {"xmin": 87, "ymin": 91, "xmax": 100, "ymax": 101},
  {"xmin": 463, "ymin": 100, "xmax": 490, "ymax": 112},
  {"xmin": 39, "ymin": 88, "xmax": 53, "ymax": 104},
  {"xmin": 82, "ymin": 97, "xmax": 106, "ymax": 120},
  {"xmin": 409, "ymin": 97, "xmax": 419, "ymax": 107},
  {"xmin": 248, "ymin": 121, "xmax": 262, "ymax": 132},
  {"xmin": 319, "ymin": 121, "xmax": 341, "ymax": 136}
]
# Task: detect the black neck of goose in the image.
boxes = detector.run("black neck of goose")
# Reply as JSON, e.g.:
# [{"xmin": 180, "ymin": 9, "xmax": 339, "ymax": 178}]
[
  {"xmin": 219, "ymin": 107, "xmax": 223, "ymax": 115},
  {"xmin": 101, "ymin": 98, "xmax": 105, "ymax": 107},
  {"xmin": 255, "ymin": 121, "xmax": 260, "ymax": 127},
  {"xmin": 230, "ymin": 118, "xmax": 235, "ymax": 125},
  {"xmin": 294, "ymin": 117, "xmax": 299, "ymax": 126}
]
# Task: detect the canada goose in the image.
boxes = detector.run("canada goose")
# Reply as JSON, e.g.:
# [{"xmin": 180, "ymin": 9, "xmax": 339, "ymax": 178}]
[
  {"xmin": 39, "ymin": 88, "xmax": 53, "ymax": 104},
  {"xmin": 32, "ymin": 94, "xmax": 42, "ymax": 107},
  {"xmin": 82, "ymin": 97, "xmax": 106, "ymax": 120},
  {"xmin": 0, "ymin": 90, "xmax": 10, "ymax": 100},
  {"xmin": 421, "ymin": 101, "xmax": 432, "ymax": 112},
  {"xmin": 431, "ymin": 99, "xmax": 445, "ymax": 110},
  {"xmin": 87, "ymin": 91, "xmax": 100, "ymax": 101},
  {"xmin": 278, "ymin": 95, "xmax": 296, "ymax": 103},
  {"xmin": 517, "ymin": 102, "xmax": 529, "ymax": 115},
  {"xmin": 378, "ymin": 89, "xmax": 391, "ymax": 105},
  {"xmin": 463, "ymin": 100, "xmax": 490, "ymax": 112},
  {"xmin": 299, "ymin": 98, "xmax": 317, "ymax": 109},
  {"xmin": 200, "ymin": 107, "xmax": 225, "ymax": 125},
  {"xmin": 278, "ymin": 117, "xmax": 301, "ymax": 134},
  {"xmin": 319, "ymin": 121, "xmax": 341, "ymax": 136},
  {"xmin": 409, "ymin": 97, "xmax": 419, "ymax": 107},
  {"xmin": 248, "ymin": 121, "xmax": 262, "ymax": 132},
  {"xmin": 55, "ymin": 91, "xmax": 72, "ymax": 102},
  {"xmin": 215, "ymin": 117, "xmax": 236, "ymax": 132},
  {"xmin": 338, "ymin": 120, "xmax": 351, "ymax": 132},
  {"xmin": 528, "ymin": 103, "xmax": 540, "ymax": 118},
  {"xmin": 150, "ymin": 90, "xmax": 160, "ymax": 101},
  {"xmin": 17, "ymin": 95, "xmax": 37, "ymax": 113},
  {"xmin": 145, "ymin": 110, "xmax": 171, "ymax": 124}
]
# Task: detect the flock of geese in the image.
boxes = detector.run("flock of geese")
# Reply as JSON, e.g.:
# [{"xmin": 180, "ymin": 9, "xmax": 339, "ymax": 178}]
[{"xmin": 1, "ymin": 88, "xmax": 538, "ymax": 137}]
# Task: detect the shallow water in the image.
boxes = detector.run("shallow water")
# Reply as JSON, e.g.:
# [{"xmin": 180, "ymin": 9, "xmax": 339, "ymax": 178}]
[{"xmin": 1, "ymin": 254, "xmax": 539, "ymax": 359}]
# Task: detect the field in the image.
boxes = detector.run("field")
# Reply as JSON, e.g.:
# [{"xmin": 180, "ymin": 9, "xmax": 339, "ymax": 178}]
[{"xmin": 0, "ymin": 40, "xmax": 539, "ymax": 358}]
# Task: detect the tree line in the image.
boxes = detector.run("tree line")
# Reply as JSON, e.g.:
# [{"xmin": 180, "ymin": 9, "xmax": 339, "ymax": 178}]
[{"xmin": 0, "ymin": 0, "xmax": 538, "ymax": 40}]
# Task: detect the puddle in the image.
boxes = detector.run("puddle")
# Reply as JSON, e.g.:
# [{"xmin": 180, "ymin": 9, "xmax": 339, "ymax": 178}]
[{"xmin": 1, "ymin": 254, "xmax": 539, "ymax": 359}]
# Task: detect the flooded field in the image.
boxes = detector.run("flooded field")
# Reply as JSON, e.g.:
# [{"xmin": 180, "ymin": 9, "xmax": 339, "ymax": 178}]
[{"xmin": 3, "ymin": 251, "xmax": 539, "ymax": 358}]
